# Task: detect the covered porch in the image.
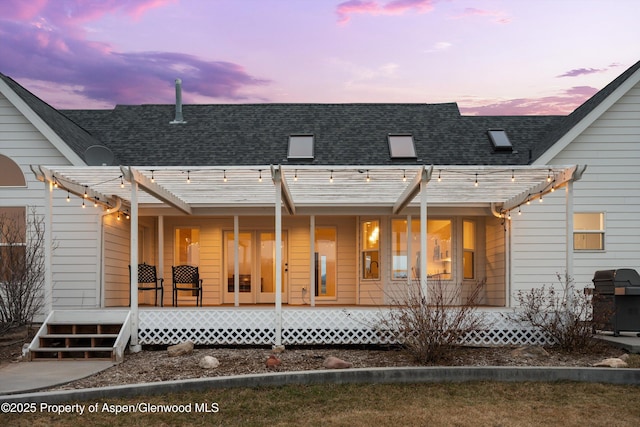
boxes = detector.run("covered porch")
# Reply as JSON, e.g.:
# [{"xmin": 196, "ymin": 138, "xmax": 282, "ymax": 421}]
[{"xmin": 33, "ymin": 164, "xmax": 584, "ymax": 348}]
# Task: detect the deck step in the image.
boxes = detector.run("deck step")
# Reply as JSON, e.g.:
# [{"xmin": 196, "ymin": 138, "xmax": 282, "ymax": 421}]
[{"xmin": 29, "ymin": 310, "xmax": 132, "ymax": 363}]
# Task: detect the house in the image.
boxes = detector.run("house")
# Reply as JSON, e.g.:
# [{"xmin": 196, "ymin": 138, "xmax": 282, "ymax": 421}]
[{"xmin": 1, "ymin": 60, "xmax": 638, "ymax": 357}]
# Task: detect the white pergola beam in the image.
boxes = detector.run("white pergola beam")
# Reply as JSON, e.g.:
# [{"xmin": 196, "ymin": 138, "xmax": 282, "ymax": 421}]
[
  {"xmin": 122, "ymin": 166, "xmax": 192, "ymax": 215},
  {"xmin": 36, "ymin": 165, "xmax": 115, "ymax": 208},
  {"xmin": 271, "ymin": 165, "xmax": 296, "ymax": 215},
  {"xmin": 393, "ymin": 165, "xmax": 432, "ymax": 214},
  {"xmin": 501, "ymin": 165, "xmax": 586, "ymax": 212}
]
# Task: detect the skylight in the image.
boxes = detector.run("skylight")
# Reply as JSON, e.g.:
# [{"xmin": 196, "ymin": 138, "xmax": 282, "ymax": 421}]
[
  {"xmin": 388, "ymin": 134, "xmax": 416, "ymax": 158},
  {"xmin": 488, "ymin": 129, "xmax": 513, "ymax": 151},
  {"xmin": 288, "ymin": 135, "xmax": 314, "ymax": 159}
]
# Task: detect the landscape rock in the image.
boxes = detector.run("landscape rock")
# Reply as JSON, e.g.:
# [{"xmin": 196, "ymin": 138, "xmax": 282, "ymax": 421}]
[
  {"xmin": 323, "ymin": 356, "xmax": 352, "ymax": 369},
  {"xmin": 199, "ymin": 355, "xmax": 220, "ymax": 369},
  {"xmin": 510, "ymin": 346, "xmax": 549, "ymax": 359},
  {"xmin": 167, "ymin": 340, "xmax": 194, "ymax": 357},
  {"xmin": 266, "ymin": 354, "xmax": 281, "ymax": 368},
  {"xmin": 592, "ymin": 357, "xmax": 628, "ymax": 368}
]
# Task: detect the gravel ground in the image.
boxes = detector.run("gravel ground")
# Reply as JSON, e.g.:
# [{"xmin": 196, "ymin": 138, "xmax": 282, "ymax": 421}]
[{"xmin": 0, "ymin": 326, "xmax": 629, "ymax": 392}]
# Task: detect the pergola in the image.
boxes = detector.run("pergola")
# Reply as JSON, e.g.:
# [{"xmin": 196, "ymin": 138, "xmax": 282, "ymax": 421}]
[{"xmin": 33, "ymin": 163, "xmax": 586, "ymax": 349}]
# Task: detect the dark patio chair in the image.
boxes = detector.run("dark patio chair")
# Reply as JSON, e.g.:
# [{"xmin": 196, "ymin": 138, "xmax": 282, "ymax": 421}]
[
  {"xmin": 129, "ymin": 263, "xmax": 164, "ymax": 307},
  {"xmin": 172, "ymin": 265, "xmax": 203, "ymax": 307}
]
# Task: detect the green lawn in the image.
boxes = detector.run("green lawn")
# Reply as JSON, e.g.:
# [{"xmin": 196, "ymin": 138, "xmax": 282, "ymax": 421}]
[{"xmin": 4, "ymin": 381, "xmax": 640, "ymax": 426}]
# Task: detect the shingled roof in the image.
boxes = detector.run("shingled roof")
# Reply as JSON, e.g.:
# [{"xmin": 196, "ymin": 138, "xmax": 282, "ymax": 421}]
[
  {"xmin": 8, "ymin": 62, "xmax": 638, "ymax": 168},
  {"xmin": 62, "ymin": 103, "xmax": 563, "ymax": 167}
]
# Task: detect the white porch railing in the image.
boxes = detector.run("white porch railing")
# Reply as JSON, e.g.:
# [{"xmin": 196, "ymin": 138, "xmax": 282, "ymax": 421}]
[{"xmin": 138, "ymin": 307, "xmax": 551, "ymax": 346}]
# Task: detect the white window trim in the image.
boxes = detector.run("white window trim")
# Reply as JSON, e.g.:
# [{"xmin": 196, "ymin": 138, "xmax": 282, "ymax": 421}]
[{"xmin": 573, "ymin": 212, "xmax": 605, "ymax": 252}]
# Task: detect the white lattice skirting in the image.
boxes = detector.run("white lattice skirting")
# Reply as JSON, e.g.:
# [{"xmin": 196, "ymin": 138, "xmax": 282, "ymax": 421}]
[{"xmin": 138, "ymin": 308, "xmax": 551, "ymax": 346}]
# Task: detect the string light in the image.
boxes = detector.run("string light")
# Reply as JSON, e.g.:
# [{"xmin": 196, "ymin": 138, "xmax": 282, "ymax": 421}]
[
  {"xmin": 329, "ymin": 170, "xmax": 333, "ymax": 183},
  {"xmin": 93, "ymin": 198, "xmax": 99, "ymax": 208},
  {"xmin": 223, "ymin": 169, "xmax": 227, "ymax": 182},
  {"xmin": 474, "ymin": 173, "xmax": 479, "ymax": 187},
  {"xmin": 294, "ymin": 170, "xmax": 298, "ymax": 182},
  {"xmin": 539, "ymin": 191, "xmax": 544, "ymax": 202},
  {"xmin": 518, "ymin": 206, "xmax": 522, "ymax": 215},
  {"xmin": 66, "ymin": 191, "xmax": 70, "ymax": 203},
  {"xmin": 258, "ymin": 169, "xmax": 262, "ymax": 182},
  {"xmin": 507, "ymin": 211, "xmax": 512, "ymax": 220},
  {"xmin": 82, "ymin": 199, "xmax": 86, "ymax": 208},
  {"xmin": 511, "ymin": 170, "xmax": 515, "ymax": 182},
  {"xmin": 150, "ymin": 170, "xmax": 155, "ymax": 183},
  {"xmin": 83, "ymin": 186, "xmax": 88, "ymax": 198},
  {"xmin": 366, "ymin": 170, "xmax": 370, "ymax": 182},
  {"xmin": 117, "ymin": 212, "xmax": 121, "ymax": 221},
  {"xmin": 437, "ymin": 170, "xmax": 442, "ymax": 182},
  {"xmin": 547, "ymin": 169, "xmax": 552, "ymax": 182},
  {"xmin": 186, "ymin": 170, "xmax": 191, "ymax": 184},
  {"xmin": 53, "ymin": 177, "xmax": 59, "ymax": 188},
  {"xmin": 125, "ymin": 211, "xmax": 130, "ymax": 220},
  {"xmin": 526, "ymin": 195, "xmax": 531, "ymax": 205},
  {"xmin": 402, "ymin": 170, "xmax": 407, "ymax": 182},
  {"xmin": 120, "ymin": 175, "xmax": 124, "ymax": 188}
]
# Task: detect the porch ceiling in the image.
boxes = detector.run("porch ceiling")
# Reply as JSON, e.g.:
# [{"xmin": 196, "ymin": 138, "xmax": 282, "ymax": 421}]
[{"xmin": 37, "ymin": 164, "xmax": 582, "ymax": 215}]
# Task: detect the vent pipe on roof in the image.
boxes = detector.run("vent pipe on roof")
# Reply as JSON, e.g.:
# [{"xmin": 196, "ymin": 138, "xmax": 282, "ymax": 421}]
[{"xmin": 170, "ymin": 78, "xmax": 186, "ymax": 124}]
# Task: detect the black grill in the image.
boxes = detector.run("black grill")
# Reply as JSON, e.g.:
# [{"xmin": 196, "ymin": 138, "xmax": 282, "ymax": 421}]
[{"xmin": 592, "ymin": 269, "xmax": 640, "ymax": 336}]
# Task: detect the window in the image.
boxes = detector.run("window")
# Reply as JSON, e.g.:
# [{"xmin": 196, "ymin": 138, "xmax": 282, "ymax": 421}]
[
  {"xmin": 429, "ymin": 219, "xmax": 451, "ymax": 280},
  {"xmin": 391, "ymin": 218, "xmax": 451, "ymax": 281},
  {"xmin": 463, "ymin": 220, "xmax": 476, "ymax": 279},
  {"xmin": 487, "ymin": 129, "xmax": 512, "ymax": 151},
  {"xmin": 574, "ymin": 213, "xmax": 604, "ymax": 250},
  {"xmin": 388, "ymin": 134, "xmax": 416, "ymax": 158},
  {"xmin": 0, "ymin": 207, "xmax": 26, "ymax": 283},
  {"xmin": 361, "ymin": 220, "xmax": 380, "ymax": 279},
  {"xmin": 315, "ymin": 227, "xmax": 336, "ymax": 297},
  {"xmin": 175, "ymin": 228, "xmax": 200, "ymax": 266},
  {"xmin": 288, "ymin": 134, "xmax": 314, "ymax": 159}
]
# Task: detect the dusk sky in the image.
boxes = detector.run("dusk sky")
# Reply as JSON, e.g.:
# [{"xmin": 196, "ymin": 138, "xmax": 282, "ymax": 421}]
[{"xmin": 1, "ymin": 0, "xmax": 638, "ymax": 115}]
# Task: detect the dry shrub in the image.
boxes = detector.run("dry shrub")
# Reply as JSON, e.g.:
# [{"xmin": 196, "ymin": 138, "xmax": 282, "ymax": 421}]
[
  {"xmin": 0, "ymin": 209, "xmax": 46, "ymax": 333},
  {"xmin": 509, "ymin": 274, "xmax": 596, "ymax": 352},
  {"xmin": 378, "ymin": 278, "xmax": 486, "ymax": 364}
]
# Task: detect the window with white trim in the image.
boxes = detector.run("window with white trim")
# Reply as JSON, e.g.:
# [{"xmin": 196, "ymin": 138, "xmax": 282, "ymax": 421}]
[
  {"xmin": 574, "ymin": 213, "xmax": 604, "ymax": 250},
  {"xmin": 0, "ymin": 207, "xmax": 26, "ymax": 283}
]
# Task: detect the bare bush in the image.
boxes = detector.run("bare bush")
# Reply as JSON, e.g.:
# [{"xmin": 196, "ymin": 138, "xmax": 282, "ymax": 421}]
[
  {"xmin": 509, "ymin": 274, "xmax": 596, "ymax": 352},
  {"xmin": 0, "ymin": 209, "xmax": 46, "ymax": 333},
  {"xmin": 378, "ymin": 278, "xmax": 486, "ymax": 364}
]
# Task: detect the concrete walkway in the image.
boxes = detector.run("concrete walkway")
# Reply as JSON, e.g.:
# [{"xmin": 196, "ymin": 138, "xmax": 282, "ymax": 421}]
[{"xmin": 0, "ymin": 361, "xmax": 114, "ymax": 395}]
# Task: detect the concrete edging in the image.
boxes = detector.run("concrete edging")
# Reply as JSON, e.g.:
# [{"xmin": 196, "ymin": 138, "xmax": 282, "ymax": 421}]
[{"xmin": 2, "ymin": 366, "xmax": 640, "ymax": 404}]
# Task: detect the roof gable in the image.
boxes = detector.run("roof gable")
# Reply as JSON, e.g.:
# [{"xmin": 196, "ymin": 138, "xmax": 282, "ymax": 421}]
[
  {"xmin": 532, "ymin": 60, "xmax": 640, "ymax": 165},
  {"xmin": 0, "ymin": 73, "xmax": 106, "ymax": 166}
]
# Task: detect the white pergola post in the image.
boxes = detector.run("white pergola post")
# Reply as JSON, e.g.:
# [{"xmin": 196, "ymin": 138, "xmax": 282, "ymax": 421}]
[
  {"xmin": 310, "ymin": 215, "xmax": 316, "ymax": 307},
  {"xmin": 274, "ymin": 177, "xmax": 283, "ymax": 348},
  {"xmin": 129, "ymin": 181, "xmax": 140, "ymax": 352},
  {"xmin": 43, "ymin": 180, "xmax": 53, "ymax": 315},
  {"xmin": 420, "ymin": 178, "xmax": 428, "ymax": 301},
  {"xmin": 565, "ymin": 180, "xmax": 575, "ymax": 300}
]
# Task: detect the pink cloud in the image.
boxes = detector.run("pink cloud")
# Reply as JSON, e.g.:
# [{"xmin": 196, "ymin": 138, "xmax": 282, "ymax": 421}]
[
  {"xmin": 452, "ymin": 7, "xmax": 511, "ymax": 24},
  {"xmin": 0, "ymin": 0, "xmax": 269, "ymax": 106},
  {"xmin": 459, "ymin": 86, "xmax": 599, "ymax": 116},
  {"xmin": 336, "ymin": 0, "xmax": 435, "ymax": 24}
]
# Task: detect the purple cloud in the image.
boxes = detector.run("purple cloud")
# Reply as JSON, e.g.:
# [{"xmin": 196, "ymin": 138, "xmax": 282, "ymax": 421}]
[
  {"xmin": 336, "ymin": 0, "xmax": 435, "ymax": 24},
  {"xmin": 0, "ymin": 0, "xmax": 269, "ymax": 106},
  {"xmin": 459, "ymin": 86, "xmax": 599, "ymax": 116},
  {"xmin": 557, "ymin": 67, "xmax": 606, "ymax": 78}
]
